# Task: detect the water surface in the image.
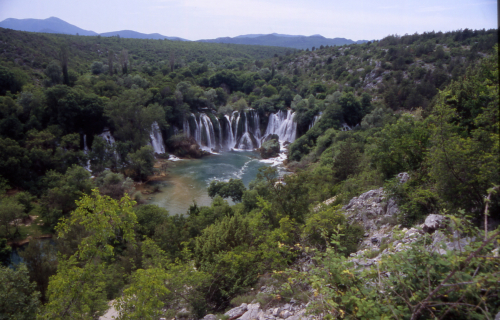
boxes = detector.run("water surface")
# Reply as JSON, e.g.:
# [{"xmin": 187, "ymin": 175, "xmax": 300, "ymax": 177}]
[{"xmin": 148, "ymin": 151, "xmax": 275, "ymax": 215}]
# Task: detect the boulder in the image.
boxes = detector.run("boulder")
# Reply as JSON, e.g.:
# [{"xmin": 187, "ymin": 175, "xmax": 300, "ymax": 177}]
[
  {"xmin": 342, "ymin": 188, "xmax": 399, "ymax": 231},
  {"xmin": 240, "ymin": 303, "xmax": 261, "ymax": 320},
  {"xmin": 423, "ymin": 214, "xmax": 447, "ymax": 233},
  {"xmin": 258, "ymin": 135, "xmax": 280, "ymax": 159},
  {"xmin": 201, "ymin": 315, "xmax": 217, "ymax": 320},
  {"xmin": 225, "ymin": 303, "xmax": 248, "ymax": 318}
]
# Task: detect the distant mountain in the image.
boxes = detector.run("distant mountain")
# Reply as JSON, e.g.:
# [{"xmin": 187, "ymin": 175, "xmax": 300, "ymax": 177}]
[
  {"xmin": 198, "ymin": 33, "xmax": 371, "ymax": 49},
  {"xmin": 0, "ymin": 17, "xmax": 187, "ymax": 41},
  {"xmin": 99, "ymin": 30, "xmax": 187, "ymax": 41},
  {"xmin": 0, "ymin": 17, "xmax": 98, "ymax": 36},
  {"xmin": 0, "ymin": 17, "xmax": 370, "ymax": 47}
]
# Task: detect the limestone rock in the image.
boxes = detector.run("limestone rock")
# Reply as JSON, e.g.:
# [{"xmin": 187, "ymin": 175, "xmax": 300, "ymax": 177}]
[
  {"xmin": 423, "ymin": 214, "xmax": 447, "ymax": 233},
  {"xmin": 240, "ymin": 303, "xmax": 261, "ymax": 320},
  {"xmin": 342, "ymin": 188, "xmax": 399, "ymax": 232},
  {"xmin": 225, "ymin": 303, "xmax": 248, "ymax": 318},
  {"xmin": 397, "ymin": 172, "xmax": 410, "ymax": 183}
]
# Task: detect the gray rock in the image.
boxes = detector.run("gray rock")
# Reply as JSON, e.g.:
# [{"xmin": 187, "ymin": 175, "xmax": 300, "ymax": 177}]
[
  {"xmin": 386, "ymin": 198, "xmax": 400, "ymax": 216},
  {"xmin": 280, "ymin": 310, "xmax": 293, "ymax": 319},
  {"xmin": 397, "ymin": 172, "xmax": 410, "ymax": 183},
  {"xmin": 202, "ymin": 315, "xmax": 217, "ymax": 320},
  {"xmin": 258, "ymin": 311, "xmax": 275, "ymax": 320},
  {"xmin": 225, "ymin": 303, "xmax": 248, "ymax": 318},
  {"xmin": 240, "ymin": 303, "xmax": 261, "ymax": 320},
  {"xmin": 287, "ymin": 309, "xmax": 307, "ymax": 320},
  {"xmin": 495, "ymin": 310, "xmax": 500, "ymax": 320},
  {"xmin": 423, "ymin": 214, "xmax": 447, "ymax": 233}
]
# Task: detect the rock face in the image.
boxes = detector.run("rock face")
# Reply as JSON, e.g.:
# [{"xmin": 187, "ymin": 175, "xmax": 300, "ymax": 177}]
[
  {"xmin": 222, "ymin": 302, "xmax": 314, "ymax": 320},
  {"xmin": 342, "ymin": 187, "xmax": 399, "ymax": 232},
  {"xmin": 422, "ymin": 214, "xmax": 448, "ymax": 233}
]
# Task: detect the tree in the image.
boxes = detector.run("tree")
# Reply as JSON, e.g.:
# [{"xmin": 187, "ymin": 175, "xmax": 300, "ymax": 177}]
[
  {"xmin": 128, "ymin": 146, "xmax": 155, "ymax": 181},
  {"xmin": 426, "ymin": 49, "xmax": 499, "ymax": 214},
  {"xmin": 119, "ymin": 49, "xmax": 128, "ymax": 74},
  {"xmin": 44, "ymin": 61, "xmax": 62, "ymax": 86},
  {"xmin": 0, "ymin": 196, "xmax": 24, "ymax": 238},
  {"xmin": 19, "ymin": 238, "xmax": 57, "ymax": 302},
  {"xmin": 0, "ymin": 264, "xmax": 41, "ymax": 319},
  {"xmin": 208, "ymin": 179, "xmax": 246, "ymax": 202},
  {"xmin": 105, "ymin": 89, "xmax": 165, "ymax": 151},
  {"xmin": 0, "ymin": 238, "xmax": 11, "ymax": 266},
  {"xmin": 42, "ymin": 189, "xmax": 137, "ymax": 319},
  {"xmin": 108, "ymin": 49, "xmax": 114, "ymax": 76},
  {"xmin": 91, "ymin": 61, "xmax": 103, "ymax": 75},
  {"xmin": 60, "ymin": 44, "xmax": 69, "ymax": 85},
  {"xmin": 339, "ymin": 92, "xmax": 363, "ymax": 126}
]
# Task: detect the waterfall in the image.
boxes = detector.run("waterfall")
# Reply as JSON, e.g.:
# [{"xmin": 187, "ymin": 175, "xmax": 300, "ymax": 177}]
[
  {"xmin": 224, "ymin": 115, "xmax": 235, "ymax": 149},
  {"xmin": 263, "ymin": 110, "xmax": 297, "ymax": 143},
  {"xmin": 183, "ymin": 113, "xmax": 218, "ymax": 151},
  {"xmin": 99, "ymin": 129, "xmax": 115, "ymax": 145},
  {"xmin": 83, "ymin": 134, "xmax": 89, "ymax": 152},
  {"xmin": 180, "ymin": 109, "xmax": 305, "ymax": 152},
  {"xmin": 150, "ymin": 121, "xmax": 166, "ymax": 154},
  {"xmin": 233, "ymin": 110, "xmax": 261, "ymax": 150},
  {"xmin": 308, "ymin": 112, "xmax": 322, "ymax": 130}
]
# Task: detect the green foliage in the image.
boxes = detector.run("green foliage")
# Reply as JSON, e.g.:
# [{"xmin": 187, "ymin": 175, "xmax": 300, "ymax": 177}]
[
  {"xmin": 55, "ymin": 188, "xmax": 137, "ymax": 260},
  {"xmin": 280, "ymin": 222, "xmax": 500, "ymax": 320},
  {"xmin": 302, "ymin": 206, "xmax": 363, "ymax": 255},
  {"xmin": 369, "ymin": 114, "xmax": 430, "ymax": 179},
  {"xmin": 19, "ymin": 238, "xmax": 57, "ymax": 303},
  {"xmin": 40, "ymin": 165, "xmax": 94, "ymax": 230},
  {"xmin": 0, "ymin": 264, "xmax": 41, "ymax": 319},
  {"xmin": 0, "ymin": 238, "xmax": 11, "ymax": 267},
  {"xmin": 134, "ymin": 204, "xmax": 169, "ymax": 238},
  {"xmin": 127, "ymin": 145, "xmax": 156, "ymax": 181},
  {"xmin": 208, "ymin": 179, "xmax": 246, "ymax": 202},
  {"xmin": 0, "ymin": 196, "xmax": 25, "ymax": 239},
  {"xmin": 105, "ymin": 89, "xmax": 165, "ymax": 151},
  {"xmin": 42, "ymin": 257, "xmax": 109, "ymax": 320},
  {"xmin": 426, "ymin": 48, "xmax": 499, "ymax": 214}
]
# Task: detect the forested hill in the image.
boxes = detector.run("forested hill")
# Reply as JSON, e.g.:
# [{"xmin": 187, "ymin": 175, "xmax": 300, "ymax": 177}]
[
  {"xmin": 0, "ymin": 27, "xmax": 291, "ymax": 75},
  {"xmin": 198, "ymin": 33, "xmax": 369, "ymax": 49},
  {"xmin": 0, "ymin": 27, "xmax": 498, "ymax": 319}
]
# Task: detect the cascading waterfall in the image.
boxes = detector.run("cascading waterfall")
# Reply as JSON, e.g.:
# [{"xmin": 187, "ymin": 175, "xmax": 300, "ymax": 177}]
[
  {"xmin": 83, "ymin": 134, "xmax": 89, "ymax": 152},
  {"xmin": 308, "ymin": 112, "xmax": 322, "ymax": 130},
  {"xmin": 263, "ymin": 109, "xmax": 297, "ymax": 143},
  {"xmin": 183, "ymin": 113, "xmax": 218, "ymax": 151},
  {"xmin": 182, "ymin": 109, "xmax": 319, "ymax": 152},
  {"xmin": 99, "ymin": 129, "xmax": 115, "ymax": 145},
  {"xmin": 224, "ymin": 114, "xmax": 235, "ymax": 150},
  {"xmin": 149, "ymin": 121, "xmax": 166, "ymax": 154}
]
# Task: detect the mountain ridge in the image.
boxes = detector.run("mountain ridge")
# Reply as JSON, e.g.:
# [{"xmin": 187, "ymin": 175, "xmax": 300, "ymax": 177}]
[{"xmin": 0, "ymin": 17, "xmax": 371, "ymax": 48}]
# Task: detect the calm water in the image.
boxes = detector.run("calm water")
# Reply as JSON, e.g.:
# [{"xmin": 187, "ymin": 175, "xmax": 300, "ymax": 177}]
[{"xmin": 147, "ymin": 151, "xmax": 282, "ymax": 215}]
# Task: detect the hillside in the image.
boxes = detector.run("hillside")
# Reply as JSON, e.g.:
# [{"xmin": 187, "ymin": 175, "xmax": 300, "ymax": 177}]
[
  {"xmin": 0, "ymin": 17, "xmax": 98, "ymax": 36},
  {"xmin": 0, "ymin": 27, "xmax": 498, "ymax": 319},
  {"xmin": 199, "ymin": 33, "xmax": 369, "ymax": 49}
]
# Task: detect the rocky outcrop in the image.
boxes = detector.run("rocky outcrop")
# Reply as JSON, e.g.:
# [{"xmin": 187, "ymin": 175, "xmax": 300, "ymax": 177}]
[
  {"xmin": 422, "ymin": 214, "xmax": 448, "ymax": 233},
  {"xmin": 258, "ymin": 135, "xmax": 280, "ymax": 159},
  {"xmin": 222, "ymin": 302, "xmax": 314, "ymax": 320},
  {"xmin": 342, "ymin": 187, "xmax": 399, "ymax": 232}
]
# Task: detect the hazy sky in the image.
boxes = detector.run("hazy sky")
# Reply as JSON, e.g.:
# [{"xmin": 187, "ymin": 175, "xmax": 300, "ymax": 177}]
[{"xmin": 0, "ymin": 0, "xmax": 497, "ymax": 40}]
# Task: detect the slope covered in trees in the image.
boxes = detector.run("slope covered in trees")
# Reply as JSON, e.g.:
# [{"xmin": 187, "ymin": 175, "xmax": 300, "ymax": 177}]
[{"xmin": 0, "ymin": 27, "xmax": 498, "ymax": 319}]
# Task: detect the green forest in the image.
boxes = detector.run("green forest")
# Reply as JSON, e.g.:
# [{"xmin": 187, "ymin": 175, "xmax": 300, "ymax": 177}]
[{"xmin": 0, "ymin": 27, "xmax": 498, "ymax": 319}]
